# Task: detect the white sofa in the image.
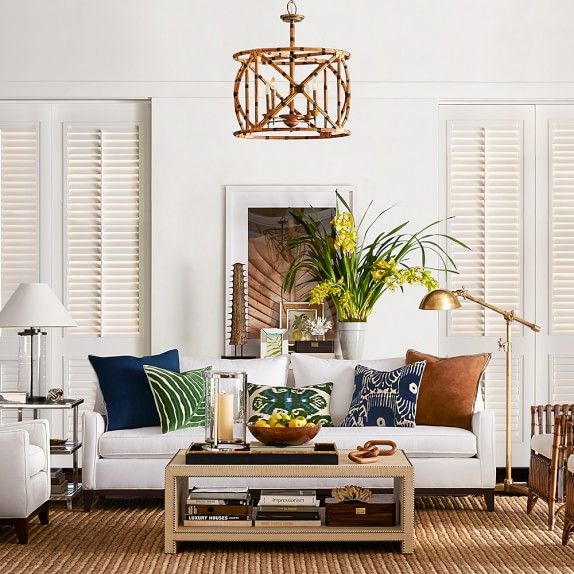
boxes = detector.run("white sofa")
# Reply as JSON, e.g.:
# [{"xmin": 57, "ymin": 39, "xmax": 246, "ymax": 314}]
[
  {"xmin": 0, "ymin": 420, "xmax": 51, "ymax": 543},
  {"xmin": 82, "ymin": 355, "xmax": 496, "ymax": 511}
]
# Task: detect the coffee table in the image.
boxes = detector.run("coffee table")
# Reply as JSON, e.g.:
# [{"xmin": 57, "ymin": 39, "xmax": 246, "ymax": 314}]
[{"xmin": 164, "ymin": 448, "xmax": 414, "ymax": 554}]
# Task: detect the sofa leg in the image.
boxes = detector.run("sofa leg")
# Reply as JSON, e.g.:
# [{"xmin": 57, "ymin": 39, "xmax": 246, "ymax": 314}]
[
  {"xmin": 13, "ymin": 518, "xmax": 29, "ymax": 544},
  {"xmin": 38, "ymin": 502, "xmax": 49, "ymax": 525},
  {"xmin": 83, "ymin": 490, "xmax": 95, "ymax": 512},
  {"xmin": 483, "ymin": 489, "xmax": 495, "ymax": 512}
]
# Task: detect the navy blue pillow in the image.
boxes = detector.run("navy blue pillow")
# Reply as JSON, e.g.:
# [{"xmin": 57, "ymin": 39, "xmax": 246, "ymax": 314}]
[
  {"xmin": 342, "ymin": 361, "xmax": 426, "ymax": 428},
  {"xmin": 89, "ymin": 350, "xmax": 180, "ymax": 431}
]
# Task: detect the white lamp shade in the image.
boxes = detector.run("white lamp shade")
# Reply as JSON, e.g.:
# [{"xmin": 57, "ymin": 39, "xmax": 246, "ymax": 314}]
[{"xmin": 0, "ymin": 283, "xmax": 76, "ymax": 328}]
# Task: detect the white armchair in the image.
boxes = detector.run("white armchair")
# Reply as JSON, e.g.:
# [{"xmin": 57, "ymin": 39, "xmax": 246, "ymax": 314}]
[{"xmin": 0, "ymin": 419, "xmax": 50, "ymax": 543}]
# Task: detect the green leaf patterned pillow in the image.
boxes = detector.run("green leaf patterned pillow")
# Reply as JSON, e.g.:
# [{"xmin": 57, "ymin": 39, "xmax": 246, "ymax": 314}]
[
  {"xmin": 144, "ymin": 365, "xmax": 210, "ymax": 433},
  {"xmin": 247, "ymin": 382, "xmax": 334, "ymax": 426}
]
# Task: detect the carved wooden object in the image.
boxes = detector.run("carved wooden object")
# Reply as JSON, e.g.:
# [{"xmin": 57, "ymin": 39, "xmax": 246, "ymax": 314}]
[{"xmin": 229, "ymin": 263, "xmax": 248, "ymax": 352}]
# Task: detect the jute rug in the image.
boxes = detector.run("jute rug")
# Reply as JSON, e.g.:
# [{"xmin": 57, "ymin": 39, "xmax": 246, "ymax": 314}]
[{"xmin": 1, "ymin": 496, "xmax": 573, "ymax": 574}]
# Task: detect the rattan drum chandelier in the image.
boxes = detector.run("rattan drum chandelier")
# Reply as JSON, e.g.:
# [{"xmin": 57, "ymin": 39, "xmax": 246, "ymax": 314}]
[{"xmin": 233, "ymin": 0, "xmax": 351, "ymax": 140}]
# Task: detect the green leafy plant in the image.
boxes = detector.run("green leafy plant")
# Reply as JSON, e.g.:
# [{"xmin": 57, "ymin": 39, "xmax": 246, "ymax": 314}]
[{"xmin": 282, "ymin": 192, "xmax": 466, "ymax": 322}]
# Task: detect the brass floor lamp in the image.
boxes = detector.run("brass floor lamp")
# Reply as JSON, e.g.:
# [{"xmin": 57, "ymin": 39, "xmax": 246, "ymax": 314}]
[{"xmin": 419, "ymin": 288, "xmax": 541, "ymax": 494}]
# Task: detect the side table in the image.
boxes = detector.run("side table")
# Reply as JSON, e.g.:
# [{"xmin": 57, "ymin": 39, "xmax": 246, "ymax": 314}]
[{"xmin": 0, "ymin": 397, "xmax": 84, "ymax": 509}]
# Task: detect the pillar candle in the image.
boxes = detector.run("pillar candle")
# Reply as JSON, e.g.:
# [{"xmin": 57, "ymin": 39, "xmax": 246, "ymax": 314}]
[{"xmin": 217, "ymin": 392, "xmax": 234, "ymax": 441}]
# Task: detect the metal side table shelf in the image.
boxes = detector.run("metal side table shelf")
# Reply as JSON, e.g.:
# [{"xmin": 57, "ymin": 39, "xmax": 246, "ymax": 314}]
[{"xmin": 0, "ymin": 397, "xmax": 84, "ymax": 509}]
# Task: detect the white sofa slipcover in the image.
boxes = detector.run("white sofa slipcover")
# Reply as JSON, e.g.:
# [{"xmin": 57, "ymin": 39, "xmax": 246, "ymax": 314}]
[
  {"xmin": 0, "ymin": 420, "xmax": 51, "ymax": 543},
  {"xmin": 83, "ymin": 355, "xmax": 496, "ymax": 511}
]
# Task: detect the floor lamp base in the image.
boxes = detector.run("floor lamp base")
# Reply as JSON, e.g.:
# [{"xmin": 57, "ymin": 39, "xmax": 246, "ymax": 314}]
[{"xmin": 495, "ymin": 480, "xmax": 529, "ymax": 496}]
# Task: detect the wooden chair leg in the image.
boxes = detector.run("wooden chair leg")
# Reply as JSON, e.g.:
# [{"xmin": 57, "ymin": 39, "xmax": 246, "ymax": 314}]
[
  {"xmin": 526, "ymin": 489, "xmax": 538, "ymax": 514},
  {"xmin": 38, "ymin": 502, "xmax": 49, "ymax": 525},
  {"xmin": 563, "ymin": 519, "xmax": 574, "ymax": 546},
  {"xmin": 548, "ymin": 498, "xmax": 556, "ymax": 530},
  {"xmin": 13, "ymin": 518, "xmax": 29, "ymax": 544}
]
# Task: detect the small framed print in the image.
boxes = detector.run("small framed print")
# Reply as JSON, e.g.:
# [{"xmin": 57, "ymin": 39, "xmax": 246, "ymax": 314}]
[
  {"xmin": 260, "ymin": 328, "xmax": 288, "ymax": 358},
  {"xmin": 279, "ymin": 301, "xmax": 324, "ymax": 342}
]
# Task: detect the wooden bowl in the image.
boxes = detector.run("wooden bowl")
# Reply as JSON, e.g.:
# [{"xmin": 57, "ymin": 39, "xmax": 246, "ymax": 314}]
[{"xmin": 248, "ymin": 423, "xmax": 321, "ymax": 446}]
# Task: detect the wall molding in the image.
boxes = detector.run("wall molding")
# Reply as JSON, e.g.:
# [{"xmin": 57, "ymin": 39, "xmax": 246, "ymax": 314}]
[{"xmin": 3, "ymin": 81, "xmax": 574, "ymax": 101}]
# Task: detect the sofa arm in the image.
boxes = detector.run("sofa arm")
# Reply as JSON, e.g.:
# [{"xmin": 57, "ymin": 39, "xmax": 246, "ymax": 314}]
[
  {"xmin": 1, "ymin": 419, "xmax": 50, "ymax": 472},
  {"xmin": 472, "ymin": 409, "xmax": 496, "ymax": 488},
  {"xmin": 82, "ymin": 411, "xmax": 105, "ymax": 490}
]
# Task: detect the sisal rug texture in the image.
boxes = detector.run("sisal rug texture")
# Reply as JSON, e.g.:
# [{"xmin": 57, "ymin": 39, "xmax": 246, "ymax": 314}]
[{"xmin": 1, "ymin": 496, "xmax": 574, "ymax": 574}]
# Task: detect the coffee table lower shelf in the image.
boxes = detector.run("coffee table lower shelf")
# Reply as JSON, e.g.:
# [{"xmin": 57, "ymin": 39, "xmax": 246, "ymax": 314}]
[
  {"xmin": 164, "ymin": 449, "xmax": 415, "ymax": 555},
  {"xmin": 171, "ymin": 524, "xmax": 410, "ymax": 549}
]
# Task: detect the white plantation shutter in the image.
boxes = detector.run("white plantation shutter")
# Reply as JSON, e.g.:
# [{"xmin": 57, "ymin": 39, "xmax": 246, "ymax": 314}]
[
  {"xmin": 549, "ymin": 120, "xmax": 574, "ymax": 333},
  {"xmin": 0, "ymin": 125, "xmax": 39, "ymax": 307},
  {"xmin": 484, "ymin": 357, "xmax": 522, "ymax": 441},
  {"xmin": 446, "ymin": 121, "xmax": 522, "ymax": 335},
  {"xmin": 441, "ymin": 105, "xmax": 535, "ymax": 469},
  {"xmin": 65, "ymin": 124, "xmax": 141, "ymax": 336},
  {"xmin": 65, "ymin": 358, "xmax": 98, "ymax": 436},
  {"xmin": 551, "ymin": 356, "xmax": 574, "ymax": 403}
]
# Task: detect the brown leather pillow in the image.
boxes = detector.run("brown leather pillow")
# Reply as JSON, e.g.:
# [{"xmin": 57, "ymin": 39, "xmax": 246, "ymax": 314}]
[{"xmin": 405, "ymin": 349, "xmax": 491, "ymax": 430}]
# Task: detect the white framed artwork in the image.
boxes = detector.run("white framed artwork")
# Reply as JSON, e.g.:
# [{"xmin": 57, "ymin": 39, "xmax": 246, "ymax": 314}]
[{"xmin": 225, "ymin": 185, "xmax": 352, "ymax": 357}]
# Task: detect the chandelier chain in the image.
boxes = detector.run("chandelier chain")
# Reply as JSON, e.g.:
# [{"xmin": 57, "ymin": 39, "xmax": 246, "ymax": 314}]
[{"xmin": 287, "ymin": 0, "xmax": 297, "ymax": 15}]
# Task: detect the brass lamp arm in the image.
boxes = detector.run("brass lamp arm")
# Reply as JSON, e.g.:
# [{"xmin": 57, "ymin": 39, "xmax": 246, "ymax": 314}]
[{"xmin": 454, "ymin": 289, "xmax": 541, "ymax": 333}]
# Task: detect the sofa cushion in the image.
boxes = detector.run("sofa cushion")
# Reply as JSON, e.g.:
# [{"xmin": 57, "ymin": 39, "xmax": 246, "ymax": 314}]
[
  {"xmin": 247, "ymin": 382, "xmax": 334, "ymax": 426},
  {"xmin": 144, "ymin": 365, "xmax": 209, "ymax": 433},
  {"xmin": 530, "ymin": 433, "xmax": 553, "ymax": 459},
  {"xmin": 342, "ymin": 362, "xmax": 426, "ymax": 428},
  {"xmin": 28, "ymin": 444, "xmax": 45, "ymax": 477},
  {"xmin": 97, "ymin": 423, "xmax": 476, "ymax": 460},
  {"xmin": 99, "ymin": 426, "xmax": 208, "ymax": 459},
  {"xmin": 180, "ymin": 356, "xmax": 289, "ymax": 388},
  {"xmin": 89, "ymin": 349, "xmax": 180, "ymax": 431},
  {"xmin": 406, "ymin": 349, "xmax": 491, "ymax": 431},
  {"xmin": 290, "ymin": 354, "xmax": 405, "ymax": 426}
]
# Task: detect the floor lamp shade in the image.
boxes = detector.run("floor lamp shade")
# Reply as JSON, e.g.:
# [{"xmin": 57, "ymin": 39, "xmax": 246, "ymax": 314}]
[{"xmin": 0, "ymin": 283, "xmax": 76, "ymax": 400}]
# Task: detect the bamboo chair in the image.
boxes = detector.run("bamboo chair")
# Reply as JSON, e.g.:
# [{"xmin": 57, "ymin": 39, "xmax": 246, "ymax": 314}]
[
  {"xmin": 527, "ymin": 405, "xmax": 574, "ymax": 530},
  {"xmin": 562, "ymin": 421, "xmax": 574, "ymax": 545}
]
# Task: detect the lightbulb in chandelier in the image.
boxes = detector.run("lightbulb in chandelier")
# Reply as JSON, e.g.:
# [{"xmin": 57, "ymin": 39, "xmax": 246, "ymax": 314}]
[{"xmin": 232, "ymin": 0, "xmax": 351, "ymax": 140}]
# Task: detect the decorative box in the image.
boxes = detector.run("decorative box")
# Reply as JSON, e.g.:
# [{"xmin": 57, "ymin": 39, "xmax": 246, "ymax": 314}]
[
  {"xmin": 293, "ymin": 340, "xmax": 335, "ymax": 354},
  {"xmin": 325, "ymin": 494, "xmax": 396, "ymax": 526}
]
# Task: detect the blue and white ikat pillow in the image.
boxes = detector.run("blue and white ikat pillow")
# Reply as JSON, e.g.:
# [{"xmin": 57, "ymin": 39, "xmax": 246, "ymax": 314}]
[{"xmin": 342, "ymin": 361, "xmax": 426, "ymax": 428}]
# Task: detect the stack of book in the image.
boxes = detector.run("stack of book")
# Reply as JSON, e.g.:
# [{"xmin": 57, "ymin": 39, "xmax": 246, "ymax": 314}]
[
  {"xmin": 50, "ymin": 468, "xmax": 68, "ymax": 495},
  {"xmin": 255, "ymin": 489, "xmax": 321, "ymax": 527},
  {"xmin": 184, "ymin": 487, "xmax": 252, "ymax": 527}
]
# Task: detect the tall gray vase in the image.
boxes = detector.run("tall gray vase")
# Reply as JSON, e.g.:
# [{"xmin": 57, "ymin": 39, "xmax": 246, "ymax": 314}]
[{"xmin": 338, "ymin": 321, "xmax": 366, "ymax": 360}]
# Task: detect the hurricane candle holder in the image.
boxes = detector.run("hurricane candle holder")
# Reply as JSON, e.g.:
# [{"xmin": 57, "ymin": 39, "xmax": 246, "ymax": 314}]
[{"xmin": 204, "ymin": 371, "xmax": 247, "ymax": 449}]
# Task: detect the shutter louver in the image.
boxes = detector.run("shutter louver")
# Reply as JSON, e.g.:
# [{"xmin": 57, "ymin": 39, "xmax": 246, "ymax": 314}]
[
  {"xmin": 0, "ymin": 125, "xmax": 39, "ymax": 309},
  {"xmin": 66, "ymin": 358, "xmax": 98, "ymax": 438},
  {"xmin": 485, "ymin": 356, "xmax": 522, "ymax": 441},
  {"xmin": 65, "ymin": 125, "xmax": 140, "ymax": 336},
  {"xmin": 549, "ymin": 120, "xmax": 574, "ymax": 333},
  {"xmin": 551, "ymin": 356, "xmax": 574, "ymax": 403},
  {"xmin": 447, "ymin": 121, "xmax": 522, "ymax": 335}
]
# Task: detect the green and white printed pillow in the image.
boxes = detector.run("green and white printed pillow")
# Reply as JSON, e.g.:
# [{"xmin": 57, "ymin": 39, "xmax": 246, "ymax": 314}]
[
  {"xmin": 144, "ymin": 365, "xmax": 210, "ymax": 434},
  {"xmin": 247, "ymin": 382, "xmax": 334, "ymax": 426}
]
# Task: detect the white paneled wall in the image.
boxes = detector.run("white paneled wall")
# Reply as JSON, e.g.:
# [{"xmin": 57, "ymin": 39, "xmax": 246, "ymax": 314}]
[{"xmin": 1, "ymin": 2, "xmax": 574, "ymax": 468}]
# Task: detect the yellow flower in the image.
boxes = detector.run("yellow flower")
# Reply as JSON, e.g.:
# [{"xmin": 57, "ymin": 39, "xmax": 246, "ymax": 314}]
[
  {"xmin": 332, "ymin": 212, "xmax": 358, "ymax": 254},
  {"xmin": 370, "ymin": 260, "xmax": 438, "ymax": 292}
]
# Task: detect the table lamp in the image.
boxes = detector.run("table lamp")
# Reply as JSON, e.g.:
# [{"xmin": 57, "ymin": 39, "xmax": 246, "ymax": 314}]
[
  {"xmin": 419, "ymin": 288, "xmax": 540, "ymax": 494},
  {"xmin": 0, "ymin": 283, "xmax": 76, "ymax": 402}
]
